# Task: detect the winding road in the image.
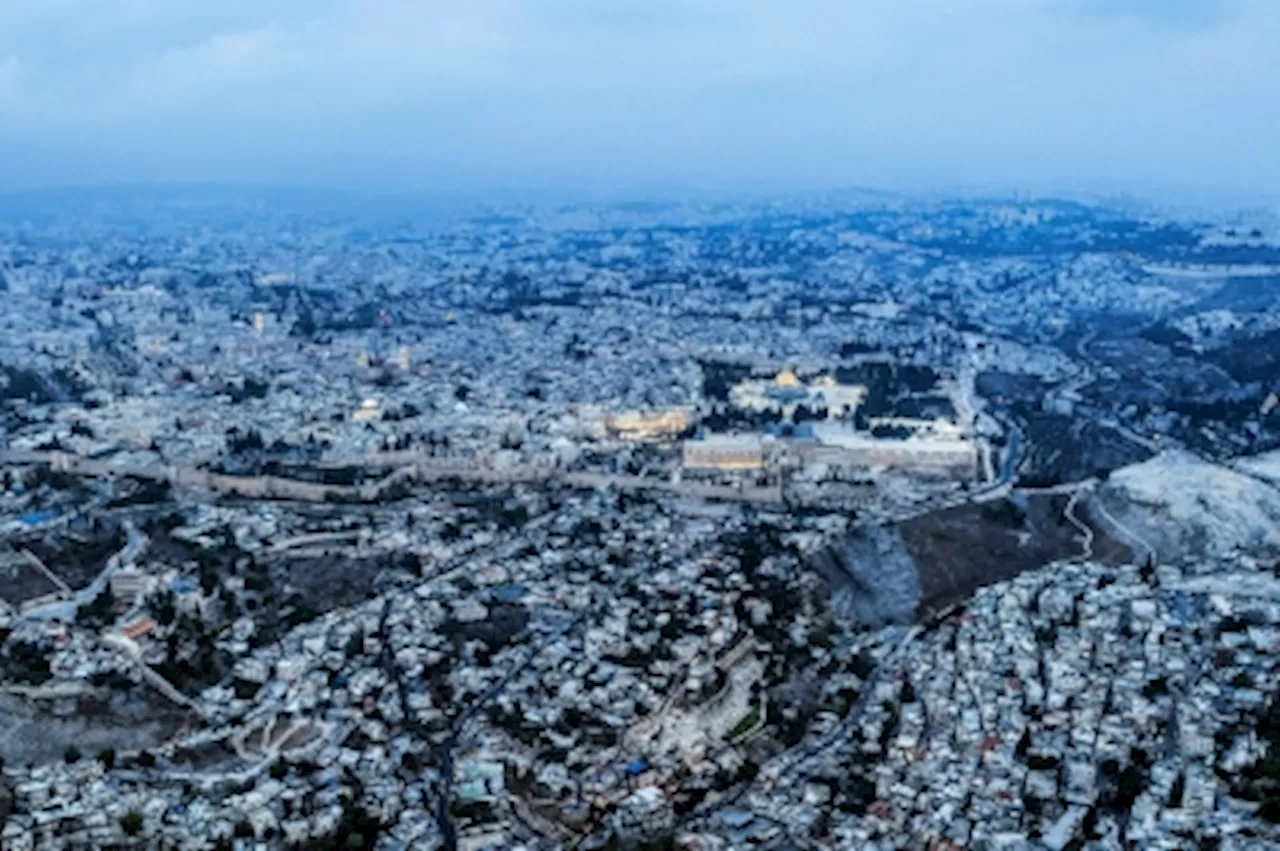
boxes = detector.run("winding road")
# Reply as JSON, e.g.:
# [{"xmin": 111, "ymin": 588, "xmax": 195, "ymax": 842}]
[
  {"xmin": 1087, "ymin": 491, "xmax": 1157, "ymax": 566},
  {"xmin": 1062, "ymin": 484, "xmax": 1095, "ymax": 562}
]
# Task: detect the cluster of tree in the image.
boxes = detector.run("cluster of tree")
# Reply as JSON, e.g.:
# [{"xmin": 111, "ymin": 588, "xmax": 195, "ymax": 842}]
[
  {"xmin": 2, "ymin": 639, "xmax": 52, "ymax": 685},
  {"xmin": 318, "ymin": 302, "xmax": 388, "ymax": 334},
  {"xmin": 218, "ymin": 427, "xmax": 328, "ymax": 477},
  {"xmin": 974, "ymin": 370, "xmax": 1046, "ymax": 404},
  {"xmin": 106, "ymin": 477, "xmax": 171, "ymax": 508},
  {"xmin": 1189, "ymin": 244, "xmax": 1280, "ymax": 265},
  {"xmin": 290, "ymin": 302, "xmax": 319, "ymax": 339},
  {"xmin": 193, "ymin": 532, "xmax": 241, "ymax": 596},
  {"xmin": 119, "ymin": 809, "xmax": 144, "ymax": 837},
  {"xmin": 153, "ymin": 612, "xmax": 234, "ymax": 696},
  {"xmin": 700, "ymin": 404, "xmax": 782, "ymax": 433},
  {"xmin": 1097, "ymin": 747, "xmax": 1153, "ymax": 817},
  {"xmin": 564, "ymin": 333, "xmax": 592, "ymax": 362},
  {"xmin": 223, "ymin": 376, "xmax": 270, "ymax": 404},
  {"xmin": 225, "ymin": 426, "xmax": 265, "ymax": 454},
  {"xmin": 0, "ymin": 364, "xmax": 58, "ymax": 403},
  {"xmin": 1205, "ymin": 327, "xmax": 1280, "ymax": 387},
  {"xmin": 1231, "ymin": 691, "xmax": 1280, "ymax": 822},
  {"xmin": 699, "ymin": 360, "xmax": 755, "ymax": 402},
  {"xmin": 869, "ymin": 424, "xmax": 912, "ymax": 439},
  {"xmin": 379, "ymin": 403, "xmax": 422, "ymax": 422},
  {"xmin": 470, "ymin": 491, "xmax": 533, "ymax": 530},
  {"xmin": 890, "ymin": 394, "xmax": 956, "ymax": 420},
  {"xmin": 21, "ymin": 464, "xmax": 82, "ymax": 494},
  {"xmin": 1138, "ymin": 323, "xmax": 1194, "ymax": 352},
  {"xmin": 833, "ymin": 362, "xmax": 942, "ymax": 419},
  {"xmin": 838, "ymin": 340, "xmax": 881, "ymax": 357},
  {"xmin": 89, "ymin": 668, "xmax": 135, "ymax": 691},
  {"xmin": 75, "ymin": 587, "xmax": 117, "ymax": 630}
]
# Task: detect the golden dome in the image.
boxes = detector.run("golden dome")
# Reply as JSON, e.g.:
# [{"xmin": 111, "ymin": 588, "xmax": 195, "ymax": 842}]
[{"xmin": 774, "ymin": 368, "xmax": 800, "ymax": 388}]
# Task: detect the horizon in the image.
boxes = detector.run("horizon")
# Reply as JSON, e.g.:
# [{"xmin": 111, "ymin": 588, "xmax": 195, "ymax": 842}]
[{"xmin": 0, "ymin": 180, "xmax": 1270, "ymax": 222}]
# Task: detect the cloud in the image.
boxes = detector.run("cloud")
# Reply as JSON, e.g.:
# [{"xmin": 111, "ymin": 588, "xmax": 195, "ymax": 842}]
[{"xmin": 0, "ymin": 0, "xmax": 1277, "ymax": 201}]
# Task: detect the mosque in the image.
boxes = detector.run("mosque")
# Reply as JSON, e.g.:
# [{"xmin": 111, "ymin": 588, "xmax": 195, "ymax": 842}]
[
  {"xmin": 729, "ymin": 368, "xmax": 868, "ymax": 420},
  {"xmin": 685, "ymin": 365, "xmax": 978, "ymax": 477}
]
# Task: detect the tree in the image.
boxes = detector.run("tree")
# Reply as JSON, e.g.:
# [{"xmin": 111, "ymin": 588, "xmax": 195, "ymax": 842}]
[
  {"xmin": 63, "ymin": 746, "xmax": 81, "ymax": 764},
  {"xmin": 98, "ymin": 748, "xmax": 116, "ymax": 771},
  {"xmin": 151, "ymin": 590, "xmax": 177, "ymax": 626},
  {"xmin": 6, "ymin": 641, "xmax": 52, "ymax": 685},
  {"xmin": 76, "ymin": 587, "xmax": 117, "ymax": 630},
  {"xmin": 1167, "ymin": 772, "xmax": 1185, "ymax": 809},
  {"xmin": 1015, "ymin": 729, "xmax": 1032, "ymax": 760},
  {"xmin": 120, "ymin": 810, "xmax": 144, "ymax": 837}
]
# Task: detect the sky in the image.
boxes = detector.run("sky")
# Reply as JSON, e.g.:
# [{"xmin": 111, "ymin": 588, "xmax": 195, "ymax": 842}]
[{"xmin": 0, "ymin": 0, "xmax": 1278, "ymax": 204}]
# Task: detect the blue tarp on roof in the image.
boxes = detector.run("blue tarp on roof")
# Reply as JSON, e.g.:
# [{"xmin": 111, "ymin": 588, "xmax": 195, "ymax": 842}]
[{"xmin": 492, "ymin": 584, "xmax": 528, "ymax": 604}]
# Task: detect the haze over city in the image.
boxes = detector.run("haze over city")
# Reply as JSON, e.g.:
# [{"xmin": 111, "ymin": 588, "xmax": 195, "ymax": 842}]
[{"xmin": 1, "ymin": 0, "xmax": 1279, "ymax": 202}]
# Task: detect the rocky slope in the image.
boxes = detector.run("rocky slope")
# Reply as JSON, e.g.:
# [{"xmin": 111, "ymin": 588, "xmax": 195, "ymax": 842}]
[{"xmin": 1098, "ymin": 450, "xmax": 1280, "ymax": 562}]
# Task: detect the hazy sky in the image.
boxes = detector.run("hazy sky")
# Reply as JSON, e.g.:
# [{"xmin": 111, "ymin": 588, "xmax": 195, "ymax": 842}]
[{"xmin": 1, "ymin": 0, "xmax": 1277, "ymax": 202}]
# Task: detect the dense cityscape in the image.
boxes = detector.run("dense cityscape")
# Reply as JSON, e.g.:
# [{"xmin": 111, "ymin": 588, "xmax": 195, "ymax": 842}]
[{"xmin": 0, "ymin": 188, "xmax": 1276, "ymax": 849}]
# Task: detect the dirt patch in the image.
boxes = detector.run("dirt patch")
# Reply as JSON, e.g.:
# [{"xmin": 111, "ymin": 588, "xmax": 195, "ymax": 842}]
[
  {"xmin": 24, "ymin": 518, "xmax": 126, "ymax": 590},
  {"xmin": 0, "ymin": 554, "xmax": 59, "ymax": 605},
  {"xmin": 272, "ymin": 554, "xmax": 389, "ymax": 610},
  {"xmin": 813, "ymin": 492, "xmax": 1138, "ymax": 627},
  {"xmin": 902, "ymin": 494, "xmax": 1096, "ymax": 619},
  {"xmin": 0, "ymin": 691, "xmax": 189, "ymax": 765},
  {"xmin": 170, "ymin": 737, "xmax": 242, "ymax": 771}
]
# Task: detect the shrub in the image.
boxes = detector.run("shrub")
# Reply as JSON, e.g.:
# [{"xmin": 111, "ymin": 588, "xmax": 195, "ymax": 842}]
[{"xmin": 120, "ymin": 810, "xmax": 144, "ymax": 837}]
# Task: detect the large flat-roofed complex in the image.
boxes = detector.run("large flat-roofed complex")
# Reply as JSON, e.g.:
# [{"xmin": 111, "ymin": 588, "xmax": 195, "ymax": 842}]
[
  {"xmin": 681, "ymin": 434, "xmax": 766, "ymax": 471},
  {"xmin": 800, "ymin": 423, "xmax": 978, "ymax": 477}
]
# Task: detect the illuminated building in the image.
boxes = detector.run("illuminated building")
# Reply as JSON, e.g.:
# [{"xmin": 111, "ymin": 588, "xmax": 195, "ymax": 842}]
[
  {"xmin": 682, "ymin": 435, "xmax": 765, "ymax": 471},
  {"xmin": 351, "ymin": 398, "xmax": 381, "ymax": 423},
  {"xmin": 606, "ymin": 409, "xmax": 691, "ymax": 442}
]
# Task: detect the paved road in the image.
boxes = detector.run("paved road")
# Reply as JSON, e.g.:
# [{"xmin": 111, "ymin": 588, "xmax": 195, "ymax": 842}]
[{"xmin": 99, "ymin": 631, "xmax": 203, "ymax": 713}]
